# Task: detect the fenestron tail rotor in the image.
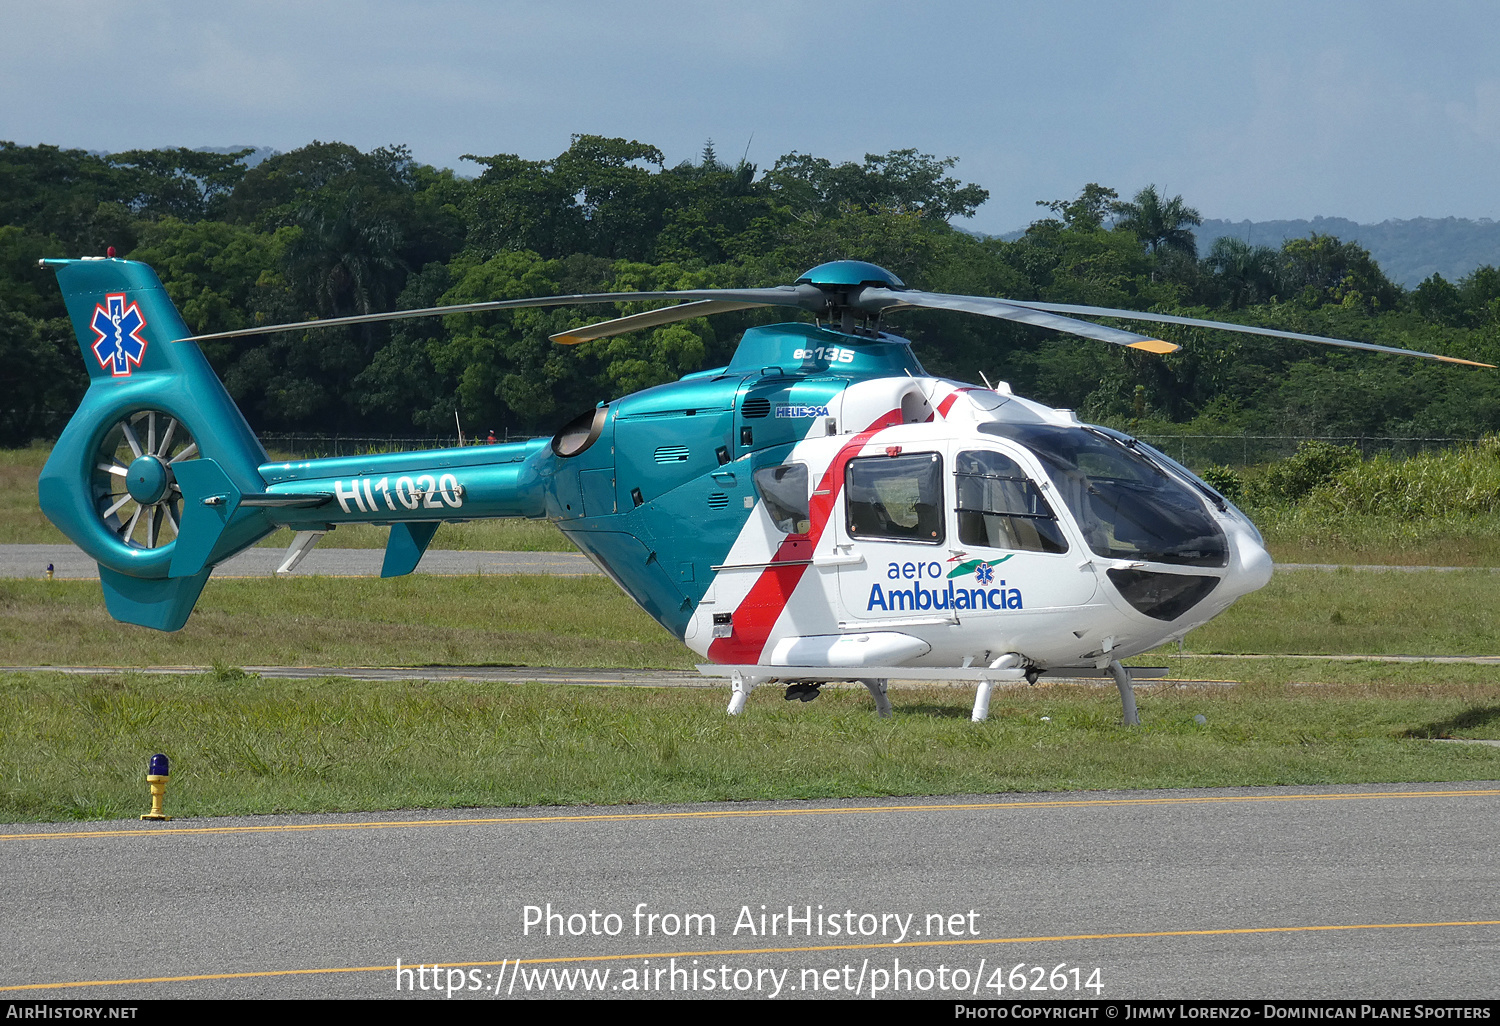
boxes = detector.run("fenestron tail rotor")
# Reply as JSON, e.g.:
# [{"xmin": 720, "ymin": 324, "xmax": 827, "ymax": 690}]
[{"xmin": 93, "ymin": 410, "xmax": 199, "ymax": 551}]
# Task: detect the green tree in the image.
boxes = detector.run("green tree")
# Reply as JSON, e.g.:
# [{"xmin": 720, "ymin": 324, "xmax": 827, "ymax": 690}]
[
  {"xmin": 107, "ymin": 147, "xmax": 253, "ymax": 220},
  {"xmin": 128, "ymin": 218, "xmax": 292, "ymax": 337},
  {"xmin": 1035, "ymin": 183, "xmax": 1118, "ymax": 231},
  {"xmin": 1411, "ymin": 273, "xmax": 1464, "ymax": 325},
  {"xmin": 0, "ymin": 303, "xmax": 81, "ymax": 444},
  {"xmin": 1112, "ymin": 185, "xmax": 1202, "ymax": 257},
  {"xmin": 1205, "ymin": 236, "xmax": 1279, "ymax": 310},
  {"xmin": 764, "ymin": 149, "xmax": 988, "ymax": 221},
  {"xmin": 1457, "ymin": 265, "xmax": 1500, "ymax": 324},
  {"xmin": 285, "ymin": 188, "xmax": 405, "ymax": 320},
  {"xmin": 1279, "ymin": 234, "xmax": 1401, "ymax": 313}
]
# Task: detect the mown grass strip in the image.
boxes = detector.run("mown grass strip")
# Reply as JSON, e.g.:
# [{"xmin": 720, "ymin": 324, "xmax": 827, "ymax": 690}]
[
  {"xmin": 0, "ymin": 575, "xmax": 694, "ymax": 669},
  {"xmin": 1166, "ymin": 568, "xmax": 1500, "ymax": 657},
  {"xmin": 1, "ymin": 665, "xmax": 1497, "ymax": 823},
  {"xmin": 5, "ymin": 569, "xmax": 1499, "ymax": 670}
]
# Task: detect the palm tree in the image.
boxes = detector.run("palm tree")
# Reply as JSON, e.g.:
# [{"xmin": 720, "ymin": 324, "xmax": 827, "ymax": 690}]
[
  {"xmin": 1206, "ymin": 236, "xmax": 1280, "ymax": 309},
  {"xmin": 286, "ymin": 188, "xmax": 405, "ymax": 320},
  {"xmin": 1113, "ymin": 185, "xmax": 1202, "ymax": 258}
]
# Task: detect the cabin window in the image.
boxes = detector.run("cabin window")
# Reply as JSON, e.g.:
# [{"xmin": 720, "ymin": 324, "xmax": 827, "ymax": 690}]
[
  {"xmin": 845, "ymin": 452, "xmax": 944, "ymax": 544},
  {"xmin": 753, "ymin": 463, "xmax": 810, "ymax": 534},
  {"xmin": 954, "ymin": 449, "xmax": 1069, "ymax": 553},
  {"xmin": 979, "ymin": 422, "xmax": 1228, "ymax": 567}
]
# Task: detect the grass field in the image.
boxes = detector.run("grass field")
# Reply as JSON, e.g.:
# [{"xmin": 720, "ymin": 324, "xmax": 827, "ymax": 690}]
[
  {"xmin": 2, "ymin": 570, "xmax": 1497, "ymax": 668},
  {"xmin": 2, "ymin": 664, "xmax": 1496, "ymax": 822},
  {"xmin": 0, "ymin": 446, "xmax": 64, "ymax": 546},
  {"xmin": 1252, "ymin": 508, "xmax": 1500, "ymax": 567},
  {"xmin": 6, "ymin": 444, "xmax": 1498, "ymax": 562},
  {"xmin": 7, "ymin": 445, "xmax": 1500, "ymax": 823},
  {"xmin": 0, "ymin": 576, "xmax": 692, "ymax": 669},
  {"xmin": 1, "ymin": 569, "xmax": 1497, "ymax": 822}
]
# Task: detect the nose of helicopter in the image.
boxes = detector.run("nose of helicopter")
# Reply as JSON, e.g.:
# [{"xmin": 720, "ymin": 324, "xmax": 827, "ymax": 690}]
[{"xmin": 1218, "ymin": 518, "xmax": 1274, "ymax": 601}]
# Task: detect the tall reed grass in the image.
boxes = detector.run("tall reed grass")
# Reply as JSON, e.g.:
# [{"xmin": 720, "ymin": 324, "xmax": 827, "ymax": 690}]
[{"xmin": 1301, "ymin": 437, "xmax": 1500, "ymax": 519}]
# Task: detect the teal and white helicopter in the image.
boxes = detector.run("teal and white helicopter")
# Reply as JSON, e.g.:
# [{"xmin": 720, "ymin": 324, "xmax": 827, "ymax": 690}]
[{"xmin": 37, "ymin": 256, "xmax": 1488, "ymax": 722}]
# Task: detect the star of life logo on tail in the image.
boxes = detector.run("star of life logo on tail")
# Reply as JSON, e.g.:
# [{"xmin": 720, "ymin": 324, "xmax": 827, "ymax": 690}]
[{"xmin": 90, "ymin": 293, "xmax": 149, "ymax": 377}]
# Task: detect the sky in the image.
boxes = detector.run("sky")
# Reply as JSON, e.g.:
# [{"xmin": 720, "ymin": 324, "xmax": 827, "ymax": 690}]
[{"xmin": 4, "ymin": 0, "xmax": 1498, "ymax": 235}]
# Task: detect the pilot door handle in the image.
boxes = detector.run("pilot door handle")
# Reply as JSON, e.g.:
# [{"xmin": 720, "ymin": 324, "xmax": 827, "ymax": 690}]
[{"xmin": 813, "ymin": 550, "xmax": 864, "ymax": 568}]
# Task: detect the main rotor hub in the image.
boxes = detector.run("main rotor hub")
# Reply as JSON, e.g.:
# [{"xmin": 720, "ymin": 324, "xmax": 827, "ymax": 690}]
[
  {"xmin": 795, "ymin": 260, "xmax": 905, "ymax": 290},
  {"xmin": 125, "ymin": 454, "xmax": 172, "ymax": 505}
]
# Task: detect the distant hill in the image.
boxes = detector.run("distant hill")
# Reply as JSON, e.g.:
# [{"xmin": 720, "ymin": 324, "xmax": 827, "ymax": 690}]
[
  {"xmin": 1197, "ymin": 217, "xmax": 1500, "ymax": 288},
  {"xmin": 991, "ymin": 216, "xmax": 1500, "ymax": 289}
]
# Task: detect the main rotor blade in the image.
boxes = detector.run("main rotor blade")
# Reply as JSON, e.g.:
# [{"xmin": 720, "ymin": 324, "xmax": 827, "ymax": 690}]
[
  {"xmin": 856, "ymin": 288, "xmax": 1179, "ymax": 353},
  {"xmin": 176, "ymin": 287, "xmax": 818, "ymax": 344},
  {"xmin": 1003, "ymin": 300, "xmax": 1495, "ymax": 368},
  {"xmin": 550, "ymin": 300, "xmax": 768, "ymax": 344}
]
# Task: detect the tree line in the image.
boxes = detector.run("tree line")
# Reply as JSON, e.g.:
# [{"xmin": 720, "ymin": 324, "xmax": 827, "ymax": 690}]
[{"xmin": 3, "ymin": 137, "xmax": 1498, "ymax": 447}]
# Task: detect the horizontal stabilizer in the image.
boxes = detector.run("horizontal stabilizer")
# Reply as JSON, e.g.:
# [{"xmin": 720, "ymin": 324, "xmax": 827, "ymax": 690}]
[
  {"xmin": 382, "ymin": 522, "xmax": 440, "ymax": 577},
  {"xmin": 99, "ymin": 565, "xmax": 212, "ymax": 632},
  {"xmin": 169, "ymin": 458, "xmax": 242, "ymax": 578},
  {"xmin": 238, "ymin": 493, "xmax": 331, "ymax": 508}
]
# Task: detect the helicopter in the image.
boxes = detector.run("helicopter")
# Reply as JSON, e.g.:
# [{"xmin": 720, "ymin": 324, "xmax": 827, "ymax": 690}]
[{"xmin": 36, "ymin": 256, "xmax": 1491, "ymax": 723}]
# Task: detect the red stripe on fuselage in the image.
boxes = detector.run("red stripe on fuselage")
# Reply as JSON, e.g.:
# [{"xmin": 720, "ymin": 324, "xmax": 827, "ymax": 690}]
[
  {"xmin": 936, "ymin": 387, "xmax": 975, "ymax": 419},
  {"xmin": 706, "ymin": 408, "xmax": 904, "ymax": 664}
]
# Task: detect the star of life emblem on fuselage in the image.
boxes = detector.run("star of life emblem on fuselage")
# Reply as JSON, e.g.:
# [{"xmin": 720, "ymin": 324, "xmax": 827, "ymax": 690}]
[{"xmin": 90, "ymin": 293, "xmax": 148, "ymax": 377}]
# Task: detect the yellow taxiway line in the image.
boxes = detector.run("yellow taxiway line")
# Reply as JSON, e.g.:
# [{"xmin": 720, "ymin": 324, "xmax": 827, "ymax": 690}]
[{"xmin": 4, "ymin": 788, "xmax": 1498, "ymax": 843}]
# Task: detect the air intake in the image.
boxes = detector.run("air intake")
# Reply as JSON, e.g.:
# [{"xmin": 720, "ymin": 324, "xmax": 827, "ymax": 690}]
[
  {"xmin": 741, "ymin": 397, "xmax": 771, "ymax": 419},
  {"xmin": 654, "ymin": 445, "xmax": 690, "ymax": 464}
]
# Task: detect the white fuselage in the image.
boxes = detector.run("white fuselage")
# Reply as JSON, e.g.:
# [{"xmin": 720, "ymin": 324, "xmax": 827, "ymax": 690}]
[{"xmin": 684, "ymin": 376, "xmax": 1272, "ymax": 673}]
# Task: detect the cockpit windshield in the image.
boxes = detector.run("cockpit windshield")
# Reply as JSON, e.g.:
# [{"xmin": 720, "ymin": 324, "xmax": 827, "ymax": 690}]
[{"xmin": 979, "ymin": 422, "xmax": 1228, "ymax": 567}]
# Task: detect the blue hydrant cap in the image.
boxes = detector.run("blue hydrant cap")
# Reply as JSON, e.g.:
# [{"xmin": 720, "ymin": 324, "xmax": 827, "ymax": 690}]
[{"xmin": 149, "ymin": 753, "xmax": 169, "ymax": 776}]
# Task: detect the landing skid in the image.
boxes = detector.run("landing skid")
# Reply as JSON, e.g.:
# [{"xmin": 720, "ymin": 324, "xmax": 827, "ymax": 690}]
[{"xmin": 700, "ymin": 663, "xmax": 1165, "ymax": 723}]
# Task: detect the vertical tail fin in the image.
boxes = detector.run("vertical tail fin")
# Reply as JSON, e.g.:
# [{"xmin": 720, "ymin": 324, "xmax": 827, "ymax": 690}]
[{"xmin": 37, "ymin": 257, "xmax": 275, "ymax": 629}]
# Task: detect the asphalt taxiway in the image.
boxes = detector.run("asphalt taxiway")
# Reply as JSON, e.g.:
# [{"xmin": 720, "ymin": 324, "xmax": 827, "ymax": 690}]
[
  {"xmin": 0, "ymin": 543, "xmax": 601, "ymax": 579},
  {"xmin": 2, "ymin": 783, "xmax": 1497, "ymax": 1000},
  {"xmin": 5, "ymin": 546, "xmax": 1499, "ymax": 999}
]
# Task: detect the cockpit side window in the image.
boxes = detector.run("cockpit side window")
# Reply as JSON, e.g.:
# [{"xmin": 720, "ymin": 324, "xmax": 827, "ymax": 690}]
[
  {"xmin": 978, "ymin": 422, "xmax": 1228, "ymax": 567},
  {"xmin": 753, "ymin": 463, "xmax": 810, "ymax": 534},
  {"xmin": 845, "ymin": 452, "xmax": 944, "ymax": 544},
  {"xmin": 954, "ymin": 449, "xmax": 1069, "ymax": 553}
]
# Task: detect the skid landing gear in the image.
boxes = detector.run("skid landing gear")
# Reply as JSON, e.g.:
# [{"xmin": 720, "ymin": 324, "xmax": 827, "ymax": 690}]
[
  {"xmin": 726, "ymin": 670, "xmax": 763, "ymax": 716},
  {"xmin": 724, "ymin": 671, "xmax": 893, "ymax": 717},
  {"xmin": 860, "ymin": 678, "xmax": 892, "ymax": 719},
  {"xmin": 1108, "ymin": 659, "xmax": 1140, "ymax": 726},
  {"xmin": 706, "ymin": 663, "xmax": 1157, "ymax": 720}
]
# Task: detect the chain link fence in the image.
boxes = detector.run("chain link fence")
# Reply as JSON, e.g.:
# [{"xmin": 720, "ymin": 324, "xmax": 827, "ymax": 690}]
[{"xmin": 1133, "ymin": 434, "xmax": 1481, "ymax": 471}]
